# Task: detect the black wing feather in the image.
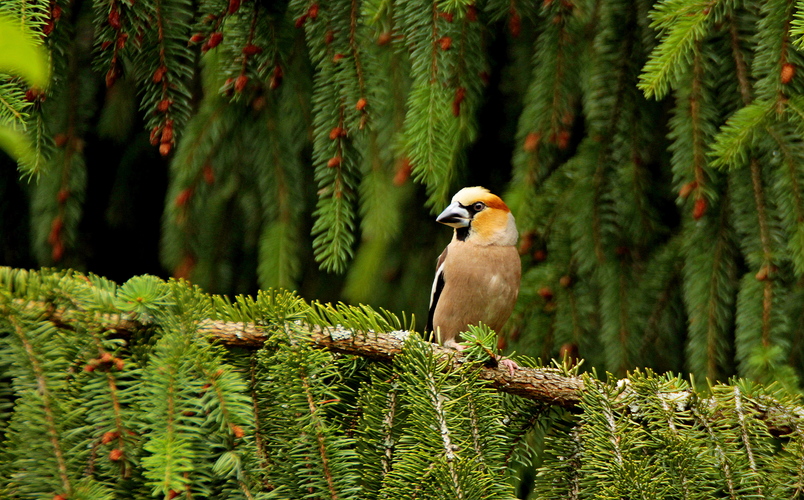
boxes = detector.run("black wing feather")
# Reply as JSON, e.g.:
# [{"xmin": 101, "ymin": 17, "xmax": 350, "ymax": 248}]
[{"xmin": 426, "ymin": 247, "xmax": 448, "ymax": 333}]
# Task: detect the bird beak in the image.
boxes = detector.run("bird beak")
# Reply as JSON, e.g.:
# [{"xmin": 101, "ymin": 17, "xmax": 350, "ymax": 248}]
[{"xmin": 436, "ymin": 202, "xmax": 471, "ymax": 228}]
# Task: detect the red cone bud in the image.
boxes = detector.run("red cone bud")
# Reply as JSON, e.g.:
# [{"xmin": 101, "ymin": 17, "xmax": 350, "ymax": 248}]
[
  {"xmin": 393, "ymin": 158, "xmax": 412, "ymax": 186},
  {"xmin": 692, "ymin": 198, "xmax": 707, "ymax": 220},
  {"xmin": 329, "ymin": 127, "xmax": 346, "ymax": 140},
  {"xmin": 242, "ymin": 44, "xmax": 262, "ymax": 55},
  {"xmin": 150, "ymin": 126, "xmax": 160, "ymax": 146},
  {"xmin": 377, "ymin": 32, "xmax": 391, "ymax": 45},
  {"xmin": 208, "ymin": 32, "xmax": 223, "ymax": 49},
  {"xmin": 524, "ymin": 132, "xmax": 540, "ymax": 152},
  {"xmin": 203, "ymin": 165, "xmax": 215, "ymax": 185},
  {"xmin": 157, "ymin": 99, "xmax": 172, "ymax": 112},
  {"xmin": 270, "ymin": 65, "xmax": 283, "ymax": 89},
  {"xmin": 173, "ymin": 254, "xmax": 196, "ymax": 279},
  {"xmin": 161, "ymin": 122, "xmax": 174, "ymax": 143},
  {"xmin": 452, "ymin": 87, "xmax": 466, "ymax": 116},
  {"xmin": 101, "ymin": 431, "xmax": 119, "ymax": 444},
  {"xmin": 234, "ymin": 75, "xmax": 248, "ymax": 92},
  {"xmin": 108, "ymin": 8, "xmax": 121, "ymax": 29},
  {"xmin": 556, "ymin": 130, "xmax": 570, "ymax": 149},
  {"xmin": 175, "ymin": 188, "xmax": 193, "ymax": 207},
  {"xmin": 25, "ymin": 88, "xmax": 40, "ymax": 102},
  {"xmin": 51, "ymin": 242, "xmax": 64, "ymax": 262},
  {"xmin": 679, "ymin": 180, "xmax": 697, "ymax": 199},
  {"xmin": 509, "ymin": 11, "xmax": 521, "ymax": 37},
  {"xmin": 115, "ymin": 33, "xmax": 128, "ymax": 50},
  {"xmin": 106, "ymin": 65, "xmax": 121, "ymax": 88},
  {"xmin": 466, "ymin": 5, "xmax": 478, "ymax": 22},
  {"xmin": 48, "ymin": 216, "xmax": 63, "ymax": 246},
  {"xmin": 782, "ymin": 63, "xmax": 795, "ymax": 84},
  {"xmin": 153, "ymin": 65, "xmax": 167, "ymax": 83}
]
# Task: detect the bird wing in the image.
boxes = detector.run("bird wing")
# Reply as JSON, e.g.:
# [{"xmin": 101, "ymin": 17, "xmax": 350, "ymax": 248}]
[{"xmin": 426, "ymin": 246, "xmax": 448, "ymax": 333}]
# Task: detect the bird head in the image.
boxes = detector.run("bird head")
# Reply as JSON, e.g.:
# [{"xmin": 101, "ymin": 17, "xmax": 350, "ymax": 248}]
[{"xmin": 436, "ymin": 186, "xmax": 518, "ymax": 246}]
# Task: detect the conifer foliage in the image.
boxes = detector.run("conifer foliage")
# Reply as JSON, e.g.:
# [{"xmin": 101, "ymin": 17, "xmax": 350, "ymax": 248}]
[
  {"xmin": 6, "ymin": 0, "xmax": 804, "ymax": 498},
  {"xmin": 2, "ymin": 268, "xmax": 804, "ymax": 499}
]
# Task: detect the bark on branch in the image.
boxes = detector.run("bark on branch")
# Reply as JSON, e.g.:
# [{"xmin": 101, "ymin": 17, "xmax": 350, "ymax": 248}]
[
  {"xmin": 11, "ymin": 298, "xmax": 584, "ymax": 407},
  {"xmin": 12, "ymin": 298, "xmax": 804, "ymax": 431},
  {"xmin": 199, "ymin": 319, "xmax": 584, "ymax": 407}
]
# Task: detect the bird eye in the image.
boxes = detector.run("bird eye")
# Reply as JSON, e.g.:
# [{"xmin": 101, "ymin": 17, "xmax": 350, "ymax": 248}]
[{"xmin": 473, "ymin": 202, "xmax": 485, "ymax": 212}]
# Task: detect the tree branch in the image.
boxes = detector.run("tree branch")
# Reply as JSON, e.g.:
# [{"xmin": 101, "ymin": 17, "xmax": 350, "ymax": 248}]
[
  {"xmin": 10, "ymin": 297, "xmax": 804, "ymax": 431},
  {"xmin": 200, "ymin": 319, "xmax": 584, "ymax": 407},
  {"xmin": 15, "ymin": 298, "xmax": 585, "ymax": 407}
]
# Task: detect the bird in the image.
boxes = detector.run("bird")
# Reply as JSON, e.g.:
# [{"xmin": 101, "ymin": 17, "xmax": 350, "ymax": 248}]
[{"xmin": 427, "ymin": 186, "xmax": 521, "ymax": 374}]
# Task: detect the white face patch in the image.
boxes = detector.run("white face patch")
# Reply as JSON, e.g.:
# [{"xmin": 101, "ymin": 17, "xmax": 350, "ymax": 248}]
[{"xmin": 452, "ymin": 186, "xmax": 491, "ymax": 206}]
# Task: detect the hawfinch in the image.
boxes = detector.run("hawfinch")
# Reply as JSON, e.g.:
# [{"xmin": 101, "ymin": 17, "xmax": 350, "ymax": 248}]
[{"xmin": 427, "ymin": 186, "xmax": 521, "ymax": 362}]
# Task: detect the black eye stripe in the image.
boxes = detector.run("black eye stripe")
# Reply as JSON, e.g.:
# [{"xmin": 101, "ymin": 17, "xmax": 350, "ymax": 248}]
[{"xmin": 461, "ymin": 201, "xmax": 486, "ymax": 215}]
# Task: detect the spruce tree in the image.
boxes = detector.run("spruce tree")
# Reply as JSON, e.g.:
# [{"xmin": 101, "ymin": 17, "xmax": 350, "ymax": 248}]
[
  {"xmin": 4, "ymin": 0, "xmax": 804, "ymax": 498},
  {"xmin": 1, "ymin": 268, "xmax": 803, "ymax": 499}
]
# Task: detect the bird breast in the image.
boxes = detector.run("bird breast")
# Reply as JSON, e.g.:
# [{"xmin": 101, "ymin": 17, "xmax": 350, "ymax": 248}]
[{"xmin": 434, "ymin": 241, "xmax": 521, "ymax": 337}]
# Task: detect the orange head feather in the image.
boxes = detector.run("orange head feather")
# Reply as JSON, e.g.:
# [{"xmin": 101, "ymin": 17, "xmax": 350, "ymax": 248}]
[{"xmin": 447, "ymin": 187, "xmax": 517, "ymax": 246}]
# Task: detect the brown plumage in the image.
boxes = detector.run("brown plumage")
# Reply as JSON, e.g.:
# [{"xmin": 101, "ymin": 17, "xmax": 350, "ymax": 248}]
[{"xmin": 427, "ymin": 186, "xmax": 521, "ymax": 352}]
